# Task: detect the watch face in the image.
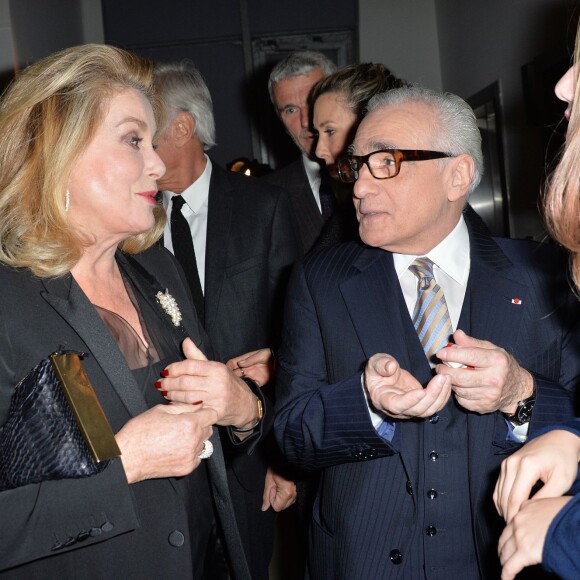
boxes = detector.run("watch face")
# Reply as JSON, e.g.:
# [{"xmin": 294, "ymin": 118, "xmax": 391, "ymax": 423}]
[{"xmin": 515, "ymin": 399, "xmax": 535, "ymax": 425}]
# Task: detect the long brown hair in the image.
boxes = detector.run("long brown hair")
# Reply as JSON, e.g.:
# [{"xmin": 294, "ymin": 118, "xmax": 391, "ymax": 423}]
[{"xmin": 308, "ymin": 62, "xmax": 407, "ymax": 123}]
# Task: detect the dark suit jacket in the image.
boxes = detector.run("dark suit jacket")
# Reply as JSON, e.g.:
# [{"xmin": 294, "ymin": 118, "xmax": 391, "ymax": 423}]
[
  {"xmin": 201, "ymin": 164, "xmax": 300, "ymax": 577},
  {"xmin": 0, "ymin": 246, "xmax": 253, "ymax": 580},
  {"xmin": 263, "ymin": 158, "xmax": 323, "ymax": 254},
  {"xmin": 274, "ymin": 223, "xmax": 580, "ymax": 579},
  {"xmin": 204, "ymin": 163, "xmax": 300, "ymax": 363}
]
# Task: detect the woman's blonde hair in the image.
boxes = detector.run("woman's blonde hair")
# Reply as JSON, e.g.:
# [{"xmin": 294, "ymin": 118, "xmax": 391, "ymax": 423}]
[
  {"xmin": 0, "ymin": 43, "xmax": 166, "ymax": 278},
  {"xmin": 544, "ymin": 25, "xmax": 580, "ymax": 289}
]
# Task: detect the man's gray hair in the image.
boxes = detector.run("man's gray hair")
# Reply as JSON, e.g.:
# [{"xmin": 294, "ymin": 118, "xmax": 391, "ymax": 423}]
[
  {"xmin": 367, "ymin": 86, "xmax": 483, "ymax": 193},
  {"xmin": 154, "ymin": 60, "xmax": 216, "ymax": 151},
  {"xmin": 268, "ymin": 50, "xmax": 337, "ymax": 104}
]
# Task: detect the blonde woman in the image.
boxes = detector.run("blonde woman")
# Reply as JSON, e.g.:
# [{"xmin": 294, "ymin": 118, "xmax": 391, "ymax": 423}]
[
  {"xmin": 0, "ymin": 45, "xmax": 264, "ymax": 579},
  {"xmin": 494, "ymin": 26, "xmax": 580, "ymax": 580}
]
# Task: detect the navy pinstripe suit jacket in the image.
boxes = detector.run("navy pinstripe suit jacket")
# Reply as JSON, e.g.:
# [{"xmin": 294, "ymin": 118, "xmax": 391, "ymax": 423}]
[{"xmin": 274, "ymin": 215, "xmax": 580, "ymax": 579}]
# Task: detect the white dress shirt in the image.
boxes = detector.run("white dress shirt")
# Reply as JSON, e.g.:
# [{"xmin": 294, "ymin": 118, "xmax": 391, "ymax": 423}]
[
  {"xmin": 366, "ymin": 216, "xmax": 470, "ymax": 431},
  {"xmin": 302, "ymin": 154, "xmax": 323, "ymax": 213},
  {"xmin": 161, "ymin": 155, "xmax": 212, "ymax": 294},
  {"xmin": 365, "ymin": 215, "xmax": 528, "ymax": 441}
]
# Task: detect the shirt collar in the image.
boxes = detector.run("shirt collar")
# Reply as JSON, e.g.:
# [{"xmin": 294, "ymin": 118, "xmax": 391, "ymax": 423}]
[
  {"xmin": 393, "ymin": 215, "xmax": 470, "ymax": 285},
  {"xmin": 162, "ymin": 155, "xmax": 212, "ymax": 212},
  {"xmin": 302, "ymin": 154, "xmax": 322, "ymax": 184}
]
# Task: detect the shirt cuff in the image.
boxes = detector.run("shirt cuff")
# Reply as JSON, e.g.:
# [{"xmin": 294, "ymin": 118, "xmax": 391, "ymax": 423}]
[
  {"xmin": 504, "ymin": 418, "xmax": 529, "ymax": 443},
  {"xmin": 360, "ymin": 374, "xmax": 396, "ymax": 442}
]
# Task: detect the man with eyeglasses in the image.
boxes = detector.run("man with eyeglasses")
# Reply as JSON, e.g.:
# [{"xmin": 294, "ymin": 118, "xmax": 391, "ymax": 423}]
[{"xmin": 274, "ymin": 86, "xmax": 580, "ymax": 579}]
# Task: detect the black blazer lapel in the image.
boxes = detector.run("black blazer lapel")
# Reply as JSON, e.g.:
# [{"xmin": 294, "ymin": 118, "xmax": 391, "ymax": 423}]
[
  {"xmin": 40, "ymin": 275, "xmax": 148, "ymax": 417},
  {"xmin": 204, "ymin": 165, "xmax": 233, "ymax": 334},
  {"xmin": 116, "ymin": 252, "xmax": 189, "ymax": 355}
]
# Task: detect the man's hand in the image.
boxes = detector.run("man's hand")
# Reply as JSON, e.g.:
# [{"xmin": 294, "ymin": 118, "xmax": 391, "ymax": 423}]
[
  {"xmin": 494, "ymin": 429, "xmax": 580, "ymax": 522},
  {"xmin": 261, "ymin": 467, "xmax": 297, "ymax": 512},
  {"xmin": 498, "ymin": 496, "xmax": 573, "ymax": 580},
  {"xmin": 227, "ymin": 348, "xmax": 276, "ymax": 388},
  {"xmin": 436, "ymin": 329, "xmax": 534, "ymax": 414},
  {"xmin": 365, "ymin": 354, "xmax": 451, "ymax": 419}
]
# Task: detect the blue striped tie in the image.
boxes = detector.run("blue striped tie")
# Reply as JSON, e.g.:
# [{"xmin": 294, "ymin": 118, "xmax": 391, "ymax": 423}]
[{"xmin": 409, "ymin": 258, "xmax": 452, "ymax": 361}]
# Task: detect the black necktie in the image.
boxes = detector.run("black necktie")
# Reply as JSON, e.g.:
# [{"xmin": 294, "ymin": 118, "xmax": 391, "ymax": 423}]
[{"xmin": 170, "ymin": 195, "xmax": 205, "ymax": 323}]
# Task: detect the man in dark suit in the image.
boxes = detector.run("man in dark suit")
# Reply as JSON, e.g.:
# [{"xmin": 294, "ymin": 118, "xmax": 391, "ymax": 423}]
[
  {"xmin": 153, "ymin": 61, "xmax": 300, "ymax": 580},
  {"xmin": 274, "ymin": 86, "xmax": 580, "ymax": 579},
  {"xmin": 263, "ymin": 51, "xmax": 337, "ymax": 253}
]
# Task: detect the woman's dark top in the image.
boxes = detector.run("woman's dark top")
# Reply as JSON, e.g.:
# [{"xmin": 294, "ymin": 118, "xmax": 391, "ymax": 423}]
[{"xmin": 94, "ymin": 270, "xmax": 214, "ymax": 578}]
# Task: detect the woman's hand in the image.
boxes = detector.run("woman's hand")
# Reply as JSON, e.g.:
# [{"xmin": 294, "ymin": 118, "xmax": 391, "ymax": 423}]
[
  {"xmin": 116, "ymin": 403, "xmax": 216, "ymax": 484},
  {"xmin": 227, "ymin": 348, "xmax": 277, "ymax": 387},
  {"xmin": 157, "ymin": 338, "xmax": 261, "ymax": 430},
  {"xmin": 498, "ymin": 496, "xmax": 573, "ymax": 580},
  {"xmin": 494, "ymin": 429, "xmax": 580, "ymax": 523}
]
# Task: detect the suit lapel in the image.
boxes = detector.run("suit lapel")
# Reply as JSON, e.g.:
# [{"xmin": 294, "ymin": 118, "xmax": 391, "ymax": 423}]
[
  {"xmin": 340, "ymin": 248, "xmax": 431, "ymax": 381},
  {"xmin": 465, "ymin": 228, "xmax": 527, "ymax": 346},
  {"xmin": 204, "ymin": 165, "xmax": 233, "ymax": 333},
  {"xmin": 339, "ymin": 248, "xmax": 428, "ymax": 489},
  {"xmin": 464, "ymin": 226, "xmax": 528, "ymax": 498},
  {"xmin": 40, "ymin": 274, "xmax": 148, "ymax": 417},
  {"xmin": 116, "ymin": 252, "xmax": 190, "ymax": 356}
]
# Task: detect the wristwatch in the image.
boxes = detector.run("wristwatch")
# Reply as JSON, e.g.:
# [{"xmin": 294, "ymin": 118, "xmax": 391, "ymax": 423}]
[
  {"xmin": 504, "ymin": 394, "xmax": 536, "ymax": 426},
  {"xmin": 231, "ymin": 377, "xmax": 264, "ymax": 433}
]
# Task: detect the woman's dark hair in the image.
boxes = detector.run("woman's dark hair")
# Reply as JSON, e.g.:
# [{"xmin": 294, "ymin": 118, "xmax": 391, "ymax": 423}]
[{"xmin": 308, "ymin": 62, "xmax": 408, "ymax": 122}]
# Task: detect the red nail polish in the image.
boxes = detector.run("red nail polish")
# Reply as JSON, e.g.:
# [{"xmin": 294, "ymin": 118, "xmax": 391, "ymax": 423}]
[
  {"xmin": 154, "ymin": 380, "xmax": 162, "ymax": 389},
  {"xmin": 192, "ymin": 400, "xmax": 203, "ymax": 406},
  {"xmin": 161, "ymin": 390, "xmax": 168, "ymax": 397},
  {"xmin": 161, "ymin": 369, "xmax": 169, "ymax": 377}
]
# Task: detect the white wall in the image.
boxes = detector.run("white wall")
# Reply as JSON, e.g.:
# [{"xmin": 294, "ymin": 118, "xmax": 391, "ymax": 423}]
[{"xmin": 359, "ymin": 0, "xmax": 442, "ymax": 90}]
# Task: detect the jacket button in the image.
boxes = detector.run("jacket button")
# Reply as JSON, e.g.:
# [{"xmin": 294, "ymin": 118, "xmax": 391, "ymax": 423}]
[
  {"xmin": 169, "ymin": 530, "xmax": 185, "ymax": 547},
  {"xmin": 101, "ymin": 521, "xmax": 114, "ymax": 533},
  {"xmin": 427, "ymin": 488, "xmax": 438, "ymax": 500},
  {"xmin": 389, "ymin": 549, "xmax": 403, "ymax": 565},
  {"xmin": 426, "ymin": 525, "xmax": 437, "ymax": 536},
  {"xmin": 429, "ymin": 414, "xmax": 440, "ymax": 424},
  {"xmin": 429, "ymin": 451, "xmax": 439, "ymax": 461},
  {"xmin": 405, "ymin": 480, "xmax": 413, "ymax": 495}
]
